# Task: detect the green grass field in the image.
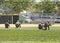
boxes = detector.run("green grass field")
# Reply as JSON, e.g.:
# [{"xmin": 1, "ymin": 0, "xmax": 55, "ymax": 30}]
[{"xmin": 0, "ymin": 26, "xmax": 60, "ymax": 43}]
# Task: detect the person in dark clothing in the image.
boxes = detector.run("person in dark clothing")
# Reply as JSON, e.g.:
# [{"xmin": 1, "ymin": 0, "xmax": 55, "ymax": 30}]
[
  {"xmin": 47, "ymin": 21, "xmax": 51, "ymax": 30},
  {"xmin": 15, "ymin": 20, "xmax": 21, "ymax": 28},
  {"xmin": 44, "ymin": 21, "xmax": 51, "ymax": 30},
  {"xmin": 44, "ymin": 22, "xmax": 48, "ymax": 30},
  {"xmin": 5, "ymin": 22, "xmax": 9, "ymax": 28},
  {"xmin": 38, "ymin": 23, "xmax": 43, "ymax": 30}
]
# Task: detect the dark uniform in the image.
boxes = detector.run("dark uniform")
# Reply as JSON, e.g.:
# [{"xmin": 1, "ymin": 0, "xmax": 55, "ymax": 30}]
[
  {"xmin": 15, "ymin": 20, "xmax": 21, "ymax": 28},
  {"xmin": 47, "ymin": 21, "xmax": 51, "ymax": 30},
  {"xmin": 44, "ymin": 22, "xmax": 47, "ymax": 30},
  {"xmin": 44, "ymin": 21, "xmax": 51, "ymax": 30},
  {"xmin": 5, "ymin": 22, "xmax": 9, "ymax": 28},
  {"xmin": 38, "ymin": 23, "xmax": 43, "ymax": 29}
]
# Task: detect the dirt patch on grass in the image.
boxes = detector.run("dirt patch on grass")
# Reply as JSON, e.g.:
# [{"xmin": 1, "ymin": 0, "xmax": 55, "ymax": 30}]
[{"xmin": 0, "ymin": 24, "xmax": 60, "ymax": 27}]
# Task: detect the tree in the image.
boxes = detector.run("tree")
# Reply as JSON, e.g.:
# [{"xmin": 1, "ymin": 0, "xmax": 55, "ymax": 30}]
[
  {"xmin": 1, "ymin": 0, "xmax": 57, "ymax": 14},
  {"xmin": 2, "ymin": 0, "xmax": 33, "ymax": 13},
  {"xmin": 33, "ymin": 1, "xmax": 56, "ymax": 13},
  {"xmin": 42, "ymin": 1, "xmax": 56, "ymax": 13},
  {"xmin": 56, "ymin": 1, "xmax": 60, "ymax": 15}
]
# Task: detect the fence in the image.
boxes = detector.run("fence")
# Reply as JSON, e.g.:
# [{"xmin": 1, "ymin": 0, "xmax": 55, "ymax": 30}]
[
  {"xmin": 0, "ymin": 15, "xmax": 19, "ymax": 24},
  {"xmin": 0, "ymin": 12, "xmax": 58, "ymax": 24},
  {"xmin": 0, "ymin": 16, "xmax": 12, "ymax": 24},
  {"xmin": 19, "ymin": 12, "xmax": 56, "ymax": 24}
]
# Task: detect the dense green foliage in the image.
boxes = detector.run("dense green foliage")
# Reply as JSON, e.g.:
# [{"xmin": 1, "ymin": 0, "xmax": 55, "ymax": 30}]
[
  {"xmin": 41, "ymin": 2, "xmax": 56, "ymax": 13},
  {"xmin": 33, "ymin": 2, "xmax": 56, "ymax": 13},
  {"xmin": 0, "ymin": 0, "xmax": 60, "ymax": 13},
  {"xmin": 1, "ymin": 0, "xmax": 33, "ymax": 13}
]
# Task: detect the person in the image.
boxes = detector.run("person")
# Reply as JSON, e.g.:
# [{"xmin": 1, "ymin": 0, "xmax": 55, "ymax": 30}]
[
  {"xmin": 38, "ymin": 23, "xmax": 43, "ymax": 30},
  {"xmin": 47, "ymin": 21, "xmax": 51, "ymax": 30},
  {"xmin": 44, "ymin": 21, "xmax": 51, "ymax": 30},
  {"xmin": 15, "ymin": 20, "xmax": 21, "ymax": 28},
  {"xmin": 5, "ymin": 22, "xmax": 10, "ymax": 28},
  {"xmin": 44, "ymin": 22, "xmax": 48, "ymax": 30}
]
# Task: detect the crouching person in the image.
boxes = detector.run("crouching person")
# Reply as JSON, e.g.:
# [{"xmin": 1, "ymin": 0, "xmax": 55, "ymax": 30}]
[
  {"xmin": 5, "ymin": 22, "xmax": 10, "ymax": 28},
  {"xmin": 15, "ymin": 20, "xmax": 21, "ymax": 28},
  {"xmin": 38, "ymin": 23, "xmax": 43, "ymax": 30}
]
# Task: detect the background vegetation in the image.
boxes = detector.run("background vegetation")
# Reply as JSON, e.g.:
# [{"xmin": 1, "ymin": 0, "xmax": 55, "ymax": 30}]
[{"xmin": 0, "ymin": 0, "xmax": 60, "ymax": 14}]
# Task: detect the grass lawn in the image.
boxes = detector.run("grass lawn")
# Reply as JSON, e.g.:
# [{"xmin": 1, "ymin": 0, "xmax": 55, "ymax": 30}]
[{"xmin": 0, "ymin": 26, "xmax": 60, "ymax": 43}]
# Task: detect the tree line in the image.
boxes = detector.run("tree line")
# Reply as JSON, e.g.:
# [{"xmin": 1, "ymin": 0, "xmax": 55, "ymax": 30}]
[{"xmin": 0, "ymin": 0, "xmax": 60, "ymax": 14}]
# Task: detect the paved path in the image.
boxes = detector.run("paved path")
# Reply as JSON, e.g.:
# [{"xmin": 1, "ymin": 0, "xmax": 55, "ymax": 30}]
[{"xmin": 0, "ymin": 24, "xmax": 60, "ymax": 27}]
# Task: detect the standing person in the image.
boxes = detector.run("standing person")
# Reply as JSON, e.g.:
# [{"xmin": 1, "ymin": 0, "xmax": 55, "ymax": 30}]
[
  {"xmin": 47, "ymin": 21, "xmax": 51, "ymax": 30},
  {"xmin": 44, "ymin": 22, "xmax": 48, "ymax": 30},
  {"xmin": 41, "ymin": 23, "xmax": 44, "ymax": 30},
  {"xmin": 15, "ymin": 20, "xmax": 21, "ymax": 28},
  {"xmin": 5, "ymin": 22, "xmax": 10, "ymax": 28}
]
